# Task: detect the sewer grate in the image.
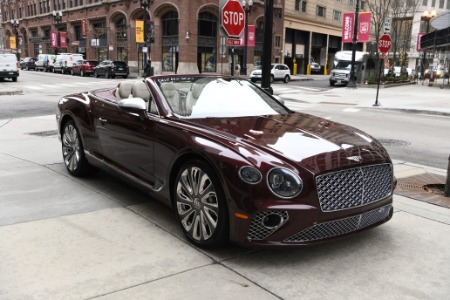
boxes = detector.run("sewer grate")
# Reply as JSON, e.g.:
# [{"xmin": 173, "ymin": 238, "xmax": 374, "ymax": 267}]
[
  {"xmin": 395, "ymin": 173, "xmax": 450, "ymax": 208},
  {"xmin": 378, "ymin": 138, "xmax": 410, "ymax": 147},
  {"xmin": 27, "ymin": 130, "xmax": 59, "ymax": 137}
]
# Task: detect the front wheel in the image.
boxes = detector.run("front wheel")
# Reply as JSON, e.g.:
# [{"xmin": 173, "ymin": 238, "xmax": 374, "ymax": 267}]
[
  {"xmin": 61, "ymin": 120, "xmax": 97, "ymax": 177},
  {"xmin": 80, "ymin": 70, "xmax": 84, "ymax": 77},
  {"xmin": 94, "ymin": 71, "xmax": 98, "ymax": 78},
  {"xmin": 284, "ymin": 75, "xmax": 290, "ymax": 83},
  {"xmin": 330, "ymin": 81, "xmax": 335, "ymax": 86},
  {"xmin": 173, "ymin": 160, "xmax": 228, "ymax": 248}
]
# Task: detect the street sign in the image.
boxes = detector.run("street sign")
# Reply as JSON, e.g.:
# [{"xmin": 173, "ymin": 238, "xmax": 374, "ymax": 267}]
[
  {"xmin": 221, "ymin": 0, "xmax": 245, "ymax": 37},
  {"xmin": 227, "ymin": 38, "xmax": 241, "ymax": 46},
  {"xmin": 383, "ymin": 17, "xmax": 392, "ymax": 34},
  {"xmin": 378, "ymin": 34, "xmax": 392, "ymax": 53}
]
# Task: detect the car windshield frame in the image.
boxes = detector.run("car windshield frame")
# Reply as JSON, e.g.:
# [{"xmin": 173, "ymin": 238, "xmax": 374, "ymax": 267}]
[{"xmin": 155, "ymin": 77, "xmax": 290, "ymax": 119}]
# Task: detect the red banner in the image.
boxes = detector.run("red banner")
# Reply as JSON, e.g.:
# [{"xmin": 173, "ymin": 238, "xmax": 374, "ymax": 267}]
[
  {"xmin": 342, "ymin": 13, "xmax": 354, "ymax": 43},
  {"xmin": 60, "ymin": 32, "xmax": 67, "ymax": 48},
  {"xmin": 416, "ymin": 32, "xmax": 425, "ymax": 51},
  {"xmin": 238, "ymin": 25, "xmax": 255, "ymax": 47},
  {"xmin": 358, "ymin": 12, "xmax": 371, "ymax": 42},
  {"xmin": 82, "ymin": 19, "xmax": 87, "ymax": 37},
  {"xmin": 342, "ymin": 12, "xmax": 372, "ymax": 43},
  {"xmin": 51, "ymin": 31, "xmax": 59, "ymax": 48}
]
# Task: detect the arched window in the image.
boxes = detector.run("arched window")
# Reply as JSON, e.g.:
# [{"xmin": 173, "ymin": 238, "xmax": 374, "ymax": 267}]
[
  {"xmin": 198, "ymin": 12, "xmax": 217, "ymax": 73},
  {"xmin": 116, "ymin": 17, "xmax": 128, "ymax": 61},
  {"xmin": 162, "ymin": 11, "xmax": 179, "ymax": 72}
]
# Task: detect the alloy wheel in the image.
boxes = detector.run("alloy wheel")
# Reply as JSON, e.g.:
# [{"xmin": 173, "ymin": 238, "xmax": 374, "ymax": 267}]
[{"xmin": 62, "ymin": 123, "xmax": 82, "ymax": 173}]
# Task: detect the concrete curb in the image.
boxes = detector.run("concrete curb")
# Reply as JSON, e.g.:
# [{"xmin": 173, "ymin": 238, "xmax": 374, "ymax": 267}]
[{"xmin": 0, "ymin": 88, "xmax": 22, "ymax": 96}]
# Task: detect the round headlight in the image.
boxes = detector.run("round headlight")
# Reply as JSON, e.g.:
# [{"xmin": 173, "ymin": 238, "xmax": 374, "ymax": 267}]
[
  {"xmin": 267, "ymin": 168, "xmax": 303, "ymax": 198},
  {"xmin": 239, "ymin": 166, "xmax": 262, "ymax": 184}
]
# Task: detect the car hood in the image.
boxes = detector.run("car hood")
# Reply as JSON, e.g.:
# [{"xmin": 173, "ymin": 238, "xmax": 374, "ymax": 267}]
[{"xmin": 185, "ymin": 113, "xmax": 390, "ymax": 174}]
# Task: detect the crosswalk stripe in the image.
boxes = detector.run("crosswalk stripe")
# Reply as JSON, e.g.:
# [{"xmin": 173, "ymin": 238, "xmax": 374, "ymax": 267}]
[{"xmin": 25, "ymin": 86, "xmax": 44, "ymax": 90}]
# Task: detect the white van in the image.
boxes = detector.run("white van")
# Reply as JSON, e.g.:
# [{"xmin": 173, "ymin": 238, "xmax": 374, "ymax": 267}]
[
  {"xmin": 35, "ymin": 53, "xmax": 56, "ymax": 72},
  {"xmin": 329, "ymin": 51, "xmax": 369, "ymax": 86},
  {"xmin": 0, "ymin": 53, "xmax": 19, "ymax": 82},
  {"xmin": 53, "ymin": 53, "xmax": 84, "ymax": 74}
]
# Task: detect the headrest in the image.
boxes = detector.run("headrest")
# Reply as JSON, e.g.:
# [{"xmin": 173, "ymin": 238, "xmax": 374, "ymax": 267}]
[
  {"xmin": 118, "ymin": 81, "xmax": 134, "ymax": 98},
  {"xmin": 131, "ymin": 80, "xmax": 150, "ymax": 101},
  {"xmin": 160, "ymin": 82, "xmax": 177, "ymax": 98},
  {"xmin": 190, "ymin": 83, "xmax": 205, "ymax": 99}
]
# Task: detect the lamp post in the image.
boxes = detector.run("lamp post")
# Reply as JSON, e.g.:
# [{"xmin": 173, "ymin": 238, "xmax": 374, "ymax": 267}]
[
  {"xmin": 140, "ymin": 0, "xmax": 151, "ymax": 75},
  {"xmin": 420, "ymin": 10, "xmax": 436, "ymax": 82},
  {"xmin": 347, "ymin": 0, "xmax": 360, "ymax": 88},
  {"xmin": 53, "ymin": 10, "xmax": 63, "ymax": 55},
  {"xmin": 11, "ymin": 19, "xmax": 20, "ymax": 60},
  {"xmin": 241, "ymin": 0, "xmax": 253, "ymax": 75}
]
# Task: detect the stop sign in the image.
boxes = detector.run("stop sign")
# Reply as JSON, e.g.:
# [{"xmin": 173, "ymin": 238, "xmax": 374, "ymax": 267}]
[
  {"xmin": 378, "ymin": 34, "xmax": 392, "ymax": 53},
  {"xmin": 221, "ymin": 0, "xmax": 245, "ymax": 38}
]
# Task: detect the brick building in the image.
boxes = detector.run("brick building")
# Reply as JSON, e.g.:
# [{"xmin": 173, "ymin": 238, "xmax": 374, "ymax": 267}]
[{"xmin": 1, "ymin": 0, "xmax": 285, "ymax": 75}]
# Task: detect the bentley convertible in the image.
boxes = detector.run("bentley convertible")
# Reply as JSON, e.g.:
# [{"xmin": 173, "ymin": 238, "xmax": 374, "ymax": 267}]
[{"xmin": 56, "ymin": 75, "xmax": 395, "ymax": 248}]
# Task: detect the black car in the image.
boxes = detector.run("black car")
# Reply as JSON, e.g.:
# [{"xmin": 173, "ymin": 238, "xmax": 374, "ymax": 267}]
[
  {"xmin": 20, "ymin": 57, "xmax": 36, "ymax": 70},
  {"xmin": 93, "ymin": 60, "xmax": 129, "ymax": 79}
]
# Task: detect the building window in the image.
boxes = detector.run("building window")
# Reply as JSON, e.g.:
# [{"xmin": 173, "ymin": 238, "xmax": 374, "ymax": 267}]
[
  {"xmin": 360, "ymin": 1, "xmax": 366, "ymax": 9},
  {"xmin": 333, "ymin": 10, "xmax": 341, "ymax": 21},
  {"xmin": 302, "ymin": 1, "xmax": 307, "ymax": 12},
  {"xmin": 316, "ymin": 5, "xmax": 326, "ymax": 17},
  {"xmin": 162, "ymin": 11, "xmax": 179, "ymax": 72},
  {"xmin": 295, "ymin": 0, "xmax": 300, "ymax": 10},
  {"xmin": 431, "ymin": 0, "xmax": 436, "ymax": 6},
  {"xmin": 422, "ymin": 0, "xmax": 428, "ymax": 5},
  {"xmin": 349, "ymin": 0, "xmax": 354, "ymax": 6},
  {"xmin": 295, "ymin": 0, "xmax": 307, "ymax": 12}
]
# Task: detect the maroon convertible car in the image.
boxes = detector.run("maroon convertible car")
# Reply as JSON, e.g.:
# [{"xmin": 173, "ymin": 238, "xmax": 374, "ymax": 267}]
[{"xmin": 56, "ymin": 74, "xmax": 395, "ymax": 248}]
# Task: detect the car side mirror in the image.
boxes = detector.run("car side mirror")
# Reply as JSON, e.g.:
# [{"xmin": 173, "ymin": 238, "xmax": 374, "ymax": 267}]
[{"xmin": 118, "ymin": 97, "xmax": 147, "ymax": 111}]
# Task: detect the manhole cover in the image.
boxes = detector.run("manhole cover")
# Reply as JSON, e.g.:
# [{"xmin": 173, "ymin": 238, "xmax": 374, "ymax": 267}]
[
  {"xmin": 378, "ymin": 138, "xmax": 410, "ymax": 147},
  {"xmin": 27, "ymin": 130, "xmax": 58, "ymax": 137}
]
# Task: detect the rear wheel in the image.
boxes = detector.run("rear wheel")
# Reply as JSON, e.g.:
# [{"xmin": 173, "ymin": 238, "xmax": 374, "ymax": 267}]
[
  {"xmin": 94, "ymin": 71, "xmax": 98, "ymax": 78},
  {"xmin": 61, "ymin": 120, "xmax": 97, "ymax": 177},
  {"xmin": 330, "ymin": 81, "xmax": 335, "ymax": 86},
  {"xmin": 284, "ymin": 75, "xmax": 290, "ymax": 83},
  {"xmin": 12, "ymin": 77, "xmax": 17, "ymax": 82},
  {"xmin": 173, "ymin": 160, "xmax": 228, "ymax": 248}
]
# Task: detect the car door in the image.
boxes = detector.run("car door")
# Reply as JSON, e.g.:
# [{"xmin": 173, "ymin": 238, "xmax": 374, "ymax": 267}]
[{"xmin": 95, "ymin": 99, "xmax": 157, "ymax": 185}]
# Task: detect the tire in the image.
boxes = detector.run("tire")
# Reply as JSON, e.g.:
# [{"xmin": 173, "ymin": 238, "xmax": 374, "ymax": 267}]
[
  {"xmin": 12, "ymin": 77, "xmax": 17, "ymax": 82},
  {"xmin": 61, "ymin": 120, "xmax": 97, "ymax": 177},
  {"xmin": 105, "ymin": 70, "xmax": 109, "ymax": 79},
  {"xmin": 71, "ymin": 69, "xmax": 74, "ymax": 76},
  {"xmin": 80, "ymin": 70, "xmax": 84, "ymax": 77},
  {"xmin": 284, "ymin": 75, "xmax": 290, "ymax": 83},
  {"xmin": 52, "ymin": 68, "xmax": 56, "ymax": 73},
  {"xmin": 173, "ymin": 160, "xmax": 229, "ymax": 248},
  {"xmin": 251, "ymin": 78, "xmax": 257, "ymax": 83},
  {"xmin": 123, "ymin": 75, "xmax": 128, "ymax": 79},
  {"xmin": 270, "ymin": 75, "xmax": 274, "ymax": 83},
  {"xmin": 26, "ymin": 66, "xmax": 29, "ymax": 71},
  {"xmin": 94, "ymin": 71, "xmax": 98, "ymax": 78},
  {"xmin": 330, "ymin": 81, "xmax": 335, "ymax": 86}
]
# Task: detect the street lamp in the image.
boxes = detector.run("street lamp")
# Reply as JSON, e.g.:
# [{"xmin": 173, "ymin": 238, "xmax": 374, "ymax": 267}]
[
  {"xmin": 347, "ymin": 0, "xmax": 360, "ymax": 88},
  {"xmin": 241, "ymin": 0, "xmax": 253, "ymax": 75},
  {"xmin": 140, "ymin": 0, "xmax": 151, "ymax": 76},
  {"xmin": 420, "ymin": 10, "xmax": 436, "ymax": 82},
  {"xmin": 53, "ymin": 10, "xmax": 63, "ymax": 55},
  {"xmin": 11, "ymin": 19, "xmax": 20, "ymax": 60}
]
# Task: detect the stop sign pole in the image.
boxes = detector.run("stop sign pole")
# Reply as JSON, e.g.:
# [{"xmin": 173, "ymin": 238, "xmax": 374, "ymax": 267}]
[{"xmin": 375, "ymin": 34, "xmax": 392, "ymax": 107}]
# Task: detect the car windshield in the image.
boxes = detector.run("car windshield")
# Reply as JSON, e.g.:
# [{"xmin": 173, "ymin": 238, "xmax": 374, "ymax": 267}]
[
  {"xmin": 113, "ymin": 61, "xmax": 127, "ymax": 66},
  {"xmin": 335, "ymin": 61, "xmax": 361, "ymax": 70},
  {"xmin": 156, "ymin": 77, "xmax": 290, "ymax": 118}
]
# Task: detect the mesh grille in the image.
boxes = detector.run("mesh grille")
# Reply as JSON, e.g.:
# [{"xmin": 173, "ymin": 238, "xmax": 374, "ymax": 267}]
[
  {"xmin": 247, "ymin": 210, "xmax": 289, "ymax": 241},
  {"xmin": 316, "ymin": 164, "xmax": 393, "ymax": 212},
  {"xmin": 285, "ymin": 204, "xmax": 392, "ymax": 243}
]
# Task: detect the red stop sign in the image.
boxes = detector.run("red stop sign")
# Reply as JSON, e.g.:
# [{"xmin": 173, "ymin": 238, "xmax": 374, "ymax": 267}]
[
  {"xmin": 221, "ymin": 0, "xmax": 245, "ymax": 38},
  {"xmin": 378, "ymin": 34, "xmax": 392, "ymax": 53}
]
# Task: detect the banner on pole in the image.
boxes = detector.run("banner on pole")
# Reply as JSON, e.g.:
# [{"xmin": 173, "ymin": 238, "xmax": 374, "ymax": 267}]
[
  {"xmin": 342, "ymin": 12, "xmax": 372, "ymax": 43},
  {"xmin": 60, "ymin": 32, "xmax": 67, "ymax": 48},
  {"xmin": 136, "ymin": 20, "xmax": 144, "ymax": 43},
  {"xmin": 51, "ymin": 31, "xmax": 59, "ymax": 48}
]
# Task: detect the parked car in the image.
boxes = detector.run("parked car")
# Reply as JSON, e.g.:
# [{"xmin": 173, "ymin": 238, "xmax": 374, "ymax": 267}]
[
  {"xmin": 310, "ymin": 62, "xmax": 321, "ymax": 74},
  {"xmin": 53, "ymin": 53, "xmax": 84, "ymax": 74},
  {"xmin": 35, "ymin": 54, "xmax": 56, "ymax": 72},
  {"xmin": 71, "ymin": 60, "xmax": 99, "ymax": 76},
  {"xmin": 20, "ymin": 57, "xmax": 36, "ymax": 70},
  {"xmin": 250, "ymin": 63, "xmax": 291, "ymax": 83},
  {"xmin": 93, "ymin": 60, "xmax": 129, "ymax": 78},
  {"xmin": 0, "ymin": 53, "xmax": 19, "ymax": 82},
  {"xmin": 56, "ymin": 74, "xmax": 395, "ymax": 248}
]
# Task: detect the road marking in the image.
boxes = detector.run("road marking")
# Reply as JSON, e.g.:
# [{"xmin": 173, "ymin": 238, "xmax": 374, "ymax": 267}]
[
  {"xmin": 25, "ymin": 86, "xmax": 44, "ymax": 90},
  {"xmin": 342, "ymin": 108, "xmax": 361, "ymax": 113}
]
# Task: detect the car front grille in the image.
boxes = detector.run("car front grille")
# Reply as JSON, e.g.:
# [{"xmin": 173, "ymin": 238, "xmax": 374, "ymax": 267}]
[
  {"xmin": 247, "ymin": 210, "xmax": 289, "ymax": 241},
  {"xmin": 284, "ymin": 204, "xmax": 392, "ymax": 243},
  {"xmin": 334, "ymin": 73, "xmax": 347, "ymax": 79},
  {"xmin": 316, "ymin": 164, "xmax": 393, "ymax": 212}
]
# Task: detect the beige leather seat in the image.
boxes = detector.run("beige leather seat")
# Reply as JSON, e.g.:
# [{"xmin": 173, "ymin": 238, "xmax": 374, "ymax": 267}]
[
  {"xmin": 160, "ymin": 82, "xmax": 180, "ymax": 113},
  {"xmin": 131, "ymin": 80, "xmax": 151, "ymax": 102},
  {"xmin": 117, "ymin": 81, "xmax": 134, "ymax": 99},
  {"xmin": 185, "ymin": 82, "xmax": 205, "ymax": 115}
]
